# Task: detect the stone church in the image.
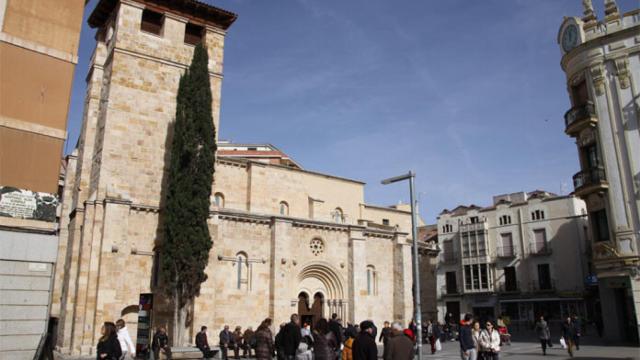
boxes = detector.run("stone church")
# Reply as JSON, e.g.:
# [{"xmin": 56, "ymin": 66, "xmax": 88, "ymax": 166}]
[{"xmin": 52, "ymin": 0, "xmax": 422, "ymax": 355}]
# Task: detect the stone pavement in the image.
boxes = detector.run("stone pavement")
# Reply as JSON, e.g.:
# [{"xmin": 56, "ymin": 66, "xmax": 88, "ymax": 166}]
[{"xmin": 406, "ymin": 340, "xmax": 640, "ymax": 360}]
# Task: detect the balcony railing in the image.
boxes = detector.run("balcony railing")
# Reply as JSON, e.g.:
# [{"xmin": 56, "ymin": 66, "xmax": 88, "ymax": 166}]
[
  {"xmin": 440, "ymin": 285, "xmax": 460, "ymax": 296},
  {"xmin": 459, "ymin": 222, "xmax": 488, "ymax": 233},
  {"xmin": 529, "ymin": 243, "xmax": 552, "ymax": 256},
  {"xmin": 442, "ymin": 251, "xmax": 459, "ymax": 264},
  {"xmin": 530, "ymin": 279, "xmax": 556, "ymax": 292},
  {"xmin": 573, "ymin": 167, "xmax": 608, "ymax": 197},
  {"xmin": 496, "ymin": 245, "xmax": 516, "ymax": 258},
  {"xmin": 496, "ymin": 281, "xmax": 520, "ymax": 293},
  {"xmin": 564, "ymin": 101, "xmax": 597, "ymax": 135}
]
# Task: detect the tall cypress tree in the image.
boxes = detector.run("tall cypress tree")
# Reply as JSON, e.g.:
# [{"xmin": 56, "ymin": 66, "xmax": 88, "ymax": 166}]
[{"xmin": 161, "ymin": 43, "xmax": 216, "ymax": 344}]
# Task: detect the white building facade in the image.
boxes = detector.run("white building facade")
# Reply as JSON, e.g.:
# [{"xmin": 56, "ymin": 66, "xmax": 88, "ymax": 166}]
[
  {"xmin": 435, "ymin": 191, "xmax": 590, "ymax": 330},
  {"xmin": 558, "ymin": 1, "xmax": 640, "ymax": 344}
]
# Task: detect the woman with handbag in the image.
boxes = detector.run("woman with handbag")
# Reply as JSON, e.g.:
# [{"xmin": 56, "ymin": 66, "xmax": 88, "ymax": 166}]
[
  {"xmin": 535, "ymin": 316, "xmax": 551, "ymax": 355},
  {"xmin": 97, "ymin": 322, "xmax": 123, "ymax": 360},
  {"xmin": 479, "ymin": 321, "xmax": 501, "ymax": 360}
]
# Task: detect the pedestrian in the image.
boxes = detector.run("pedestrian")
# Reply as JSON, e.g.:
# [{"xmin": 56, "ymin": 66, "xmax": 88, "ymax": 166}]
[
  {"xmin": 561, "ymin": 317, "xmax": 576, "ymax": 357},
  {"xmin": 408, "ymin": 320, "xmax": 417, "ymax": 337},
  {"xmin": 428, "ymin": 321, "xmax": 442, "ymax": 354},
  {"xmin": 352, "ymin": 320, "xmax": 377, "ymax": 360},
  {"xmin": 151, "ymin": 327, "xmax": 169, "ymax": 360},
  {"xmin": 196, "ymin": 326, "xmax": 216, "ymax": 359},
  {"xmin": 329, "ymin": 314, "xmax": 344, "ymax": 360},
  {"xmin": 255, "ymin": 319, "xmax": 275, "ymax": 360},
  {"xmin": 301, "ymin": 322, "xmax": 311, "ymax": 338},
  {"xmin": 220, "ymin": 325, "xmax": 233, "ymax": 360},
  {"xmin": 471, "ymin": 321, "xmax": 481, "ymax": 355},
  {"xmin": 275, "ymin": 323, "xmax": 286, "ymax": 360},
  {"xmin": 535, "ymin": 316, "xmax": 551, "ymax": 356},
  {"xmin": 243, "ymin": 326, "xmax": 255, "ymax": 358},
  {"xmin": 383, "ymin": 322, "xmax": 413, "ymax": 360},
  {"xmin": 233, "ymin": 326, "xmax": 244, "ymax": 359},
  {"xmin": 342, "ymin": 326, "xmax": 356, "ymax": 360},
  {"xmin": 97, "ymin": 322, "xmax": 123, "ymax": 360},
  {"xmin": 458, "ymin": 314, "xmax": 476, "ymax": 360},
  {"xmin": 282, "ymin": 314, "xmax": 302, "ymax": 360},
  {"xmin": 115, "ymin": 319, "xmax": 135, "ymax": 360},
  {"xmin": 572, "ymin": 315, "xmax": 581, "ymax": 351},
  {"xmin": 378, "ymin": 321, "xmax": 392, "ymax": 359},
  {"xmin": 479, "ymin": 321, "xmax": 500, "ymax": 360},
  {"xmin": 313, "ymin": 318, "xmax": 338, "ymax": 360}
]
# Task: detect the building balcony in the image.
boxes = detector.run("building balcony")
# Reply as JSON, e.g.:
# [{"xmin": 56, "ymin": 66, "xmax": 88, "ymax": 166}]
[
  {"xmin": 440, "ymin": 285, "xmax": 461, "ymax": 297},
  {"xmin": 573, "ymin": 167, "xmax": 608, "ymax": 198},
  {"xmin": 496, "ymin": 245, "xmax": 516, "ymax": 259},
  {"xmin": 565, "ymin": 101, "xmax": 597, "ymax": 136},
  {"xmin": 459, "ymin": 222, "xmax": 488, "ymax": 233},
  {"xmin": 529, "ymin": 243, "xmax": 552, "ymax": 256},
  {"xmin": 496, "ymin": 281, "xmax": 521, "ymax": 294},
  {"xmin": 441, "ymin": 251, "xmax": 459, "ymax": 265},
  {"xmin": 530, "ymin": 280, "xmax": 556, "ymax": 293}
]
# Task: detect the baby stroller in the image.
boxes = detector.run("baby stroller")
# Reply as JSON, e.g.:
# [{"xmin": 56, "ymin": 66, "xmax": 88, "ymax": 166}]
[{"xmin": 498, "ymin": 326, "xmax": 511, "ymax": 346}]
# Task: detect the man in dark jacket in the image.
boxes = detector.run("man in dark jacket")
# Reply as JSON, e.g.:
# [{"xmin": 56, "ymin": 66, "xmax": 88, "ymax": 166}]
[
  {"xmin": 384, "ymin": 322, "xmax": 413, "ymax": 360},
  {"xmin": 378, "ymin": 321, "xmax": 392, "ymax": 360},
  {"xmin": 572, "ymin": 315, "xmax": 582, "ymax": 351},
  {"xmin": 281, "ymin": 314, "xmax": 302, "ymax": 360},
  {"xmin": 458, "ymin": 314, "xmax": 475, "ymax": 360},
  {"xmin": 329, "ymin": 313, "xmax": 344, "ymax": 359},
  {"xmin": 353, "ymin": 320, "xmax": 377, "ymax": 360},
  {"xmin": 196, "ymin": 326, "xmax": 216, "ymax": 359},
  {"xmin": 220, "ymin": 325, "xmax": 232, "ymax": 360},
  {"xmin": 152, "ymin": 327, "xmax": 169, "ymax": 360},
  {"xmin": 561, "ymin": 317, "xmax": 576, "ymax": 357}
]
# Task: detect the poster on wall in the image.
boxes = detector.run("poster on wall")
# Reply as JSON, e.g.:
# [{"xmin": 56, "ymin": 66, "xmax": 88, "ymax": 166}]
[
  {"xmin": 0, "ymin": 186, "xmax": 58, "ymax": 222},
  {"xmin": 136, "ymin": 293, "xmax": 153, "ymax": 358}
]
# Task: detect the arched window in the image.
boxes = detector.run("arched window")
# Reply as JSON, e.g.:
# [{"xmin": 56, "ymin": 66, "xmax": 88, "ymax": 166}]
[
  {"xmin": 332, "ymin": 208, "xmax": 344, "ymax": 223},
  {"xmin": 235, "ymin": 252, "xmax": 248, "ymax": 290},
  {"xmin": 214, "ymin": 192, "xmax": 225, "ymax": 208},
  {"xmin": 366, "ymin": 265, "xmax": 377, "ymax": 295},
  {"xmin": 499, "ymin": 215, "xmax": 512, "ymax": 226},
  {"xmin": 279, "ymin": 201, "xmax": 289, "ymax": 216}
]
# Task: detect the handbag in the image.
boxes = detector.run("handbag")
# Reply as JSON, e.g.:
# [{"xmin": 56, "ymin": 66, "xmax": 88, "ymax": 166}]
[
  {"xmin": 559, "ymin": 337, "xmax": 567, "ymax": 349},
  {"xmin": 435, "ymin": 338, "xmax": 442, "ymax": 351}
]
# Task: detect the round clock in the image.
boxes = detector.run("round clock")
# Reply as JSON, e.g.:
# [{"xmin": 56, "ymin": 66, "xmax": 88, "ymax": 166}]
[{"xmin": 562, "ymin": 24, "xmax": 579, "ymax": 52}]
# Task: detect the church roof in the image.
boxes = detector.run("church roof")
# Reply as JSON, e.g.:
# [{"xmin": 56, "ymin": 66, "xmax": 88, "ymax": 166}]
[{"xmin": 88, "ymin": 0, "xmax": 237, "ymax": 29}]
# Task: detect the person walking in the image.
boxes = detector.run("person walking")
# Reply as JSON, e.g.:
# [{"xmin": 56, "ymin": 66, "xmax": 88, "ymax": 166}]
[
  {"xmin": 232, "ymin": 326, "xmax": 244, "ymax": 359},
  {"xmin": 572, "ymin": 315, "xmax": 582, "ymax": 351},
  {"xmin": 342, "ymin": 327, "xmax": 356, "ymax": 360},
  {"xmin": 352, "ymin": 321, "xmax": 377, "ymax": 360},
  {"xmin": 255, "ymin": 319, "xmax": 275, "ymax": 360},
  {"xmin": 97, "ymin": 322, "xmax": 123, "ymax": 360},
  {"xmin": 115, "ymin": 319, "xmax": 135, "ymax": 360},
  {"xmin": 378, "ymin": 321, "xmax": 392, "ymax": 360},
  {"xmin": 458, "ymin": 314, "xmax": 476, "ymax": 360},
  {"xmin": 561, "ymin": 317, "xmax": 576, "ymax": 357},
  {"xmin": 383, "ymin": 322, "xmax": 413, "ymax": 360},
  {"xmin": 479, "ymin": 321, "xmax": 500, "ymax": 360},
  {"xmin": 151, "ymin": 327, "xmax": 169, "ymax": 360},
  {"xmin": 220, "ymin": 325, "xmax": 233, "ymax": 360},
  {"xmin": 535, "ymin": 316, "xmax": 551, "ymax": 356},
  {"xmin": 313, "ymin": 318, "xmax": 338, "ymax": 360},
  {"xmin": 282, "ymin": 314, "xmax": 302, "ymax": 360},
  {"xmin": 243, "ymin": 326, "xmax": 255, "ymax": 358},
  {"xmin": 471, "ymin": 321, "xmax": 482, "ymax": 356},
  {"xmin": 329, "ymin": 314, "xmax": 344, "ymax": 360},
  {"xmin": 196, "ymin": 326, "xmax": 216, "ymax": 359}
]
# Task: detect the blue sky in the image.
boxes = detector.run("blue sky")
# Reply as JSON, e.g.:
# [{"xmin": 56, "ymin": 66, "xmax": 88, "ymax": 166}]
[{"xmin": 65, "ymin": 0, "xmax": 637, "ymax": 223}]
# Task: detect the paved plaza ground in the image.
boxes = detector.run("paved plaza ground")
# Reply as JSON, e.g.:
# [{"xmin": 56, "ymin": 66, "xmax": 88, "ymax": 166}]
[{"xmin": 415, "ymin": 340, "xmax": 639, "ymax": 360}]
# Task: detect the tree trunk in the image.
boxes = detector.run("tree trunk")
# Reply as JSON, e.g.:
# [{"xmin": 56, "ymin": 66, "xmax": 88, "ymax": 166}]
[{"xmin": 173, "ymin": 288, "xmax": 180, "ymax": 346}]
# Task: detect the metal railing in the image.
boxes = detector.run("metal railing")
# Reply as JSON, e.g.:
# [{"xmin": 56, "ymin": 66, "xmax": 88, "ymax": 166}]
[
  {"xmin": 530, "ymin": 279, "xmax": 556, "ymax": 292},
  {"xmin": 529, "ymin": 242, "xmax": 552, "ymax": 256},
  {"xmin": 496, "ymin": 245, "xmax": 516, "ymax": 258},
  {"xmin": 440, "ymin": 284, "xmax": 460, "ymax": 296},
  {"xmin": 564, "ymin": 101, "xmax": 596, "ymax": 128},
  {"xmin": 496, "ymin": 281, "xmax": 520, "ymax": 293},
  {"xmin": 442, "ymin": 251, "xmax": 459, "ymax": 264},
  {"xmin": 573, "ymin": 167, "xmax": 607, "ymax": 190},
  {"xmin": 459, "ymin": 222, "xmax": 488, "ymax": 232}
]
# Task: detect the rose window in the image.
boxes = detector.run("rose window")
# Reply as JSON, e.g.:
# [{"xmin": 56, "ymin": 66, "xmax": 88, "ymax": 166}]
[{"xmin": 310, "ymin": 238, "xmax": 324, "ymax": 256}]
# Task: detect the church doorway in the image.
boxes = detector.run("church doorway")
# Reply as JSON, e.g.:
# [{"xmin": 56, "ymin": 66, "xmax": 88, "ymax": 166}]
[{"xmin": 298, "ymin": 291, "xmax": 324, "ymax": 328}]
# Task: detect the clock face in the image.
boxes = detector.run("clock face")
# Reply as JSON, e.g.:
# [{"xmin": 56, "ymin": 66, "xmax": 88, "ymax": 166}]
[{"xmin": 562, "ymin": 24, "xmax": 579, "ymax": 52}]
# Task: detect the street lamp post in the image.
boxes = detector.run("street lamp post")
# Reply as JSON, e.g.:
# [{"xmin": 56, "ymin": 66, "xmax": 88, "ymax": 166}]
[{"xmin": 381, "ymin": 171, "xmax": 422, "ymax": 360}]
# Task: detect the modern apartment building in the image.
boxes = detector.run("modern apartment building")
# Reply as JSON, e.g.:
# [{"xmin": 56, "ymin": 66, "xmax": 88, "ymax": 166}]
[
  {"xmin": 558, "ymin": 1, "xmax": 639, "ymax": 344},
  {"xmin": 436, "ymin": 191, "xmax": 590, "ymax": 330},
  {"xmin": 0, "ymin": 1, "xmax": 84, "ymax": 359}
]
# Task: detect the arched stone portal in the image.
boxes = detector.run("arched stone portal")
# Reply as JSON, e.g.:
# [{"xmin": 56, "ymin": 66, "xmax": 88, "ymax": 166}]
[{"xmin": 297, "ymin": 262, "xmax": 347, "ymax": 326}]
